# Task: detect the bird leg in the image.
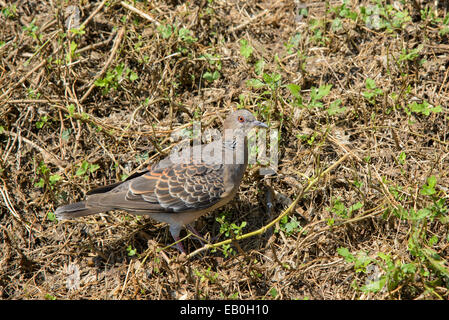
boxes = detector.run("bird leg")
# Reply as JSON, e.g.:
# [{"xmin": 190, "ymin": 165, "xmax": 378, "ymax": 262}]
[
  {"xmin": 186, "ymin": 224, "xmax": 206, "ymax": 246},
  {"xmin": 172, "ymin": 236, "xmax": 186, "ymax": 253},
  {"xmin": 169, "ymin": 225, "xmax": 186, "ymax": 253},
  {"xmin": 168, "ymin": 224, "xmax": 205, "ymax": 253}
]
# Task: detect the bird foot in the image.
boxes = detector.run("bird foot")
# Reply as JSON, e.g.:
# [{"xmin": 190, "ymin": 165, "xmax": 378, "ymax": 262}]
[
  {"xmin": 173, "ymin": 237, "xmax": 186, "ymax": 253},
  {"xmin": 169, "ymin": 224, "xmax": 207, "ymax": 253},
  {"xmin": 186, "ymin": 224, "xmax": 207, "ymax": 246}
]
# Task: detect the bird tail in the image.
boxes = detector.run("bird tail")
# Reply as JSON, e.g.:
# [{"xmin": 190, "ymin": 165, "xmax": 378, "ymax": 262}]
[{"xmin": 55, "ymin": 201, "xmax": 108, "ymax": 220}]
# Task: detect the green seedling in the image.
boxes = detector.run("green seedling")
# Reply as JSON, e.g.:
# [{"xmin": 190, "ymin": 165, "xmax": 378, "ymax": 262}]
[
  {"xmin": 213, "ymin": 212, "xmax": 248, "ymax": 257},
  {"xmin": 278, "ymin": 215, "xmax": 302, "ymax": 236},
  {"xmin": 201, "ymin": 52, "xmax": 222, "ymax": 82},
  {"xmin": 239, "ymin": 39, "xmax": 253, "ymax": 60},
  {"xmin": 76, "ymin": 160, "xmax": 100, "ymax": 180},
  {"xmin": 328, "ymin": 197, "xmax": 363, "ymax": 219},
  {"xmin": 126, "ymin": 245, "xmax": 137, "ymax": 257},
  {"xmin": 2, "ymin": 4, "xmax": 16, "ymax": 18},
  {"xmin": 94, "ymin": 63, "xmax": 138, "ymax": 94},
  {"xmin": 406, "ymin": 101, "xmax": 442, "ymax": 117},
  {"xmin": 288, "ymin": 83, "xmax": 333, "ymax": 110},
  {"xmin": 362, "ymin": 78, "xmax": 383, "ymax": 104},
  {"xmin": 34, "ymin": 162, "xmax": 61, "ymax": 191}
]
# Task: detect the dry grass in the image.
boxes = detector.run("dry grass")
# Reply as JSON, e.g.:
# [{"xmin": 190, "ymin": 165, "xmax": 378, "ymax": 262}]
[{"xmin": 1, "ymin": 0, "xmax": 449, "ymax": 300}]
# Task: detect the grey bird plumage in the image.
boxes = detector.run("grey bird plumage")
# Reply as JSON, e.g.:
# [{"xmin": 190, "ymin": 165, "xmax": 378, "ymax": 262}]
[{"xmin": 55, "ymin": 109, "xmax": 267, "ymax": 252}]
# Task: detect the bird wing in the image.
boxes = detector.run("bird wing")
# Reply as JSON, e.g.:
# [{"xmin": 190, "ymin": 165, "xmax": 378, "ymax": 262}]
[
  {"xmin": 129, "ymin": 163, "xmax": 225, "ymax": 212},
  {"xmin": 86, "ymin": 163, "xmax": 226, "ymax": 214}
]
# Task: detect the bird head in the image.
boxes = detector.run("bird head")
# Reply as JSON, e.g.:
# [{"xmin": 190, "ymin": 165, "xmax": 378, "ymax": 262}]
[{"xmin": 223, "ymin": 109, "xmax": 268, "ymax": 137}]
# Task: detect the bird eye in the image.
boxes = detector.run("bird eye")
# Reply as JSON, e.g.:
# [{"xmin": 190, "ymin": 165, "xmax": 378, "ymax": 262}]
[{"xmin": 238, "ymin": 116, "xmax": 245, "ymax": 123}]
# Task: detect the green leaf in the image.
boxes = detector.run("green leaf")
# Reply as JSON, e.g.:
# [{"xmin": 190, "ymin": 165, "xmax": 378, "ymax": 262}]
[
  {"xmin": 327, "ymin": 99, "xmax": 345, "ymax": 115},
  {"xmin": 246, "ymin": 78, "xmax": 265, "ymax": 89},
  {"xmin": 365, "ymin": 78, "xmax": 376, "ymax": 90},
  {"xmin": 129, "ymin": 71, "xmax": 138, "ymax": 81},
  {"xmin": 69, "ymin": 41, "xmax": 77, "ymax": 56},
  {"xmin": 282, "ymin": 216, "xmax": 301, "ymax": 235},
  {"xmin": 254, "ymin": 59, "xmax": 265, "ymax": 75},
  {"xmin": 203, "ymin": 70, "xmax": 220, "ymax": 81},
  {"xmin": 337, "ymin": 247, "xmax": 355, "ymax": 263},
  {"xmin": 70, "ymin": 26, "xmax": 86, "ymax": 36},
  {"xmin": 398, "ymin": 45, "xmax": 423, "ymax": 62},
  {"xmin": 61, "ymin": 128, "xmax": 71, "ymax": 141},
  {"xmin": 413, "ymin": 102, "xmax": 427, "ymax": 115},
  {"xmin": 414, "ymin": 208, "xmax": 431, "ymax": 220},
  {"xmin": 239, "ymin": 39, "xmax": 253, "ymax": 59},
  {"xmin": 409, "ymin": 101, "xmax": 442, "ymax": 116},
  {"xmin": 361, "ymin": 277, "xmax": 386, "ymax": 293},
  {"xmin": 354, "ymin": 251, "xmax": 372, "ymax": 272},
  {"xmin": 331, "ymin": 17, "xmax": 343, "ymax": 31},
  {"xmin": 377, "ymin": 252, "xmax": 390, "ymax": 262},
  {"xmin": 421, "ymin": 248, "xmax": 449, "ymax": 278},
  {"xmin": 428, "ymin": 235, "xmax": 439, "ymax": 246},
  {"xmin": 157, "ymin": 24, "xmax": 173, "ymax": 39},
  {"xmin": 47, "ymin": 211, "xmax": 56, "ymax": 222},
  {"xmin": 49, "ymin": 174, "xmax": 61, "ymax": 185},
  {"xmin": 39, "ymin": 162, "xmax": 49, "ymax": 175},
  {"xmin": 401, "ymin": 263, "xmax": 416, "ymax": 274},
  {"xmin": 420, "ymin": 176, "xmax": 437, "ymax": 196},
  {"xmin": 126, "ymin": 245, "xmax": 137, "ymax": 257},
  {"xmin": 36, "ymin": 115, "xmax": 48, "ymax": 129},
  {"xmin": 348, "ymin": 202, "xmax": 363, "ymax": 215},
  {"xmin": 114, "ymin": 63, "xmax": 125, "ymax": 78},
  {"xmin": 76, "ymin": 160, "xmax": 89, "ymax": 176},
  {"xmin": 178, "ymin": 27, "xmax": 197, "ymax": 43},
  {"xmin": 432, "ymin": 105, "xmax": 442, "ymax": 113},
  {"xmin": 309, "ymin": 85, "xmax": 332, "ymax": 107},
  {"xmin": 439, "ymin": 26, "xmax": 449, "ymax": 36},
  {"xmin": 89, "ymin": 164, "xmax": 100, "ymax": 173},
  {"xmin": 285, "ymin": 33, "xmax": 301, "ymax": 54},
  {"xmin": 331, "ymin": 197, "xmax": 347, "ymax": 218},
  {"xmin": 94, "ymin": 78, "xmax": 107, "ymax": 87},
  {"xmin": 34, "ymin": 178, "xmax": 45, "ymax": 188},
  {"xmin": 67, "ymin": 104, "xmax": 75, "ymax": 117},
  {"xmin": 316, "ymin": 84, "xmax": 332, "ymax": 99},
  {"xmin": 286, "ymin": 83, "xmax": 301, "ymax": 99},
  {"xmin": 75, "ymin": 168, "xmax": 85, "ymax": 176},
  {"xmin": 398, "ymin": 151, "xmax": 406, "ymax": 164},
  {"xmin": 263, "ymin": 72, "xmax": 281, "ymax": 86}
]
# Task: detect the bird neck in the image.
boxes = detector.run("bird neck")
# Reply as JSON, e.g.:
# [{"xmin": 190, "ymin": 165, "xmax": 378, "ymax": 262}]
[
  {"xmin": 222, "ymin": 139, "xmax": 237, "ymax": 150},
  {"xmin": 222, "ymin": 135, "xmax": 248, "ymax": 166}
]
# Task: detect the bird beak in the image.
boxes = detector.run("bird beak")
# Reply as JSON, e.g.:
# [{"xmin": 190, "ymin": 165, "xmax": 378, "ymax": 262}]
[{"xmin": 253, "ymin": 120, "xmax": 268, "ymax": 128}]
